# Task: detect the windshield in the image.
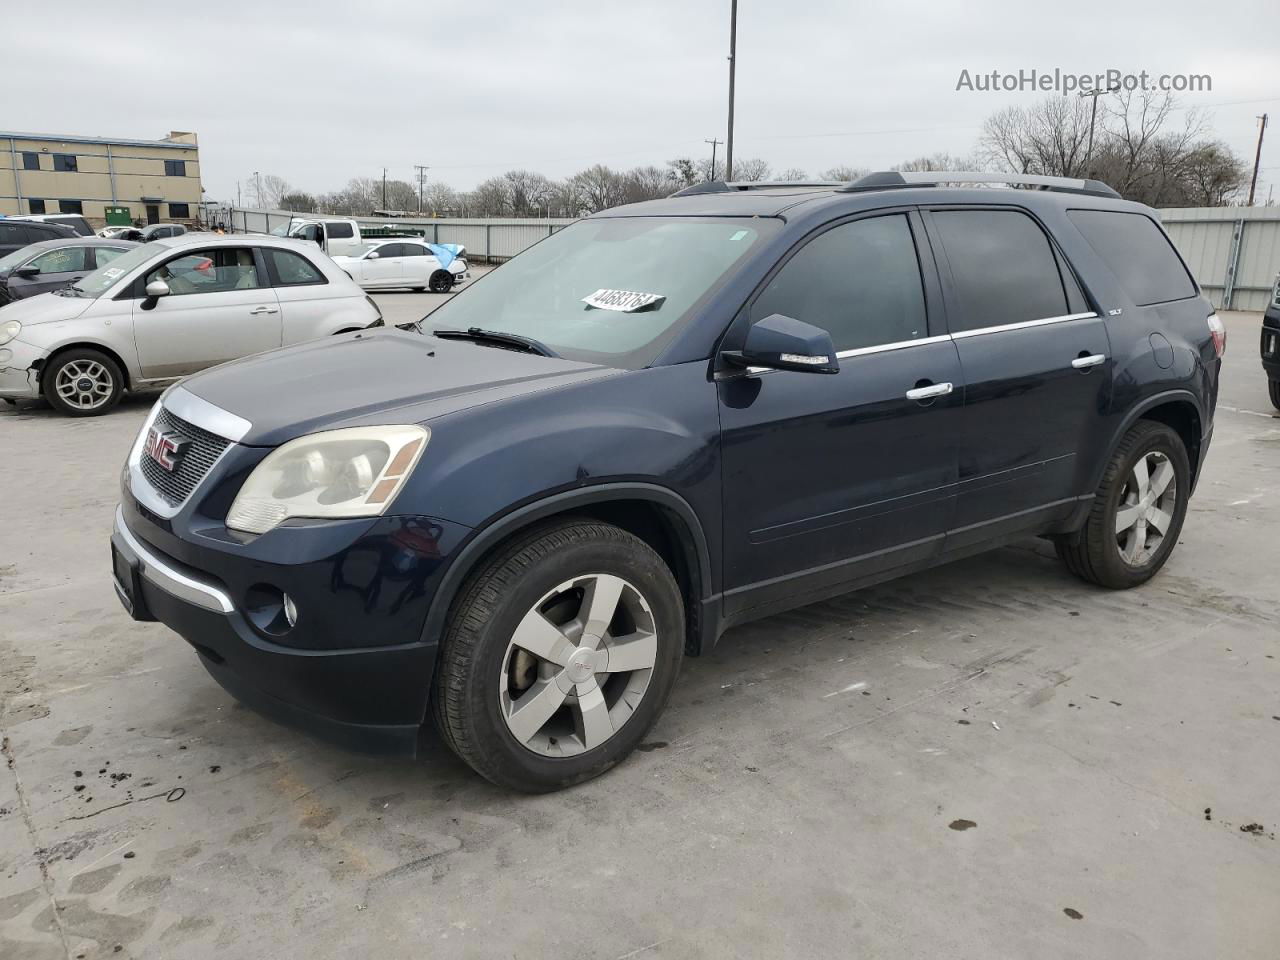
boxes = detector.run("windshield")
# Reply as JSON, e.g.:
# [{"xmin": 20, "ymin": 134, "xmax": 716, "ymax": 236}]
[
  {"xmin": 426, "ymin": 217, "xmax": 771, "ymax": 366},
  {"xmin": 0, "ymin": 247, "xmax": 34, "ymax": 271},
  {"xmin": 69, "ymin": 244, "xmax": 158, "ymax": 297}
]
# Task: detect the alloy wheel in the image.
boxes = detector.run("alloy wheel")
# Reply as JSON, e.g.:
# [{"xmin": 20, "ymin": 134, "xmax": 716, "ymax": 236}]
[
  {"xmin": 54, "ymin": 359, "xmax": 115, "ymax": 411},
  {"xmin": 1115, "ymin": 450, "xmax": 1177, "ymax": 566},
  {"xmin": 499, "ymin": 573, "xmax": 658, "ymax": 757}
]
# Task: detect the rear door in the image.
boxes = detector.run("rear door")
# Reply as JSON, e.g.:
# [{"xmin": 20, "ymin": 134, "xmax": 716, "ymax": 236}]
[
  {"xmin": 131, "ymin": 246, "xmax": 282, "ymax": 379},
  {"xmin": 718, "ymin": 210, "xmax": 963, "ymax": 616},
  {"xmin": 262, "ymin": 246, "xmax": 351, "ymax": 343},
  {"xmin": 924, "ymin": 206, "xmax": 1111, "ymax": 547}
]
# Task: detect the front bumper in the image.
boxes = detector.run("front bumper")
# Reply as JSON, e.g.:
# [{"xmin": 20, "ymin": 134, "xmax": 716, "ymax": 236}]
[
  {"xmin": 1262, "ymin": 311, "xmax": 1280, "ymax": 379},
  {"xmin": 0, "ymin": 338, "xmax": 44, "ymax": 400},
  {"xmin": 111, "ymin": 503, "xmax": 465, "ymax": 755}
]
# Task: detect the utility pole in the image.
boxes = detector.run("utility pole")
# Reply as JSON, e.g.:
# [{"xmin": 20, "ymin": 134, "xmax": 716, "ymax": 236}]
[
  {"xmin": 414, "ymin": 164, "xmax": 429, "ymax": 215},
  {"xmin": 1079, "ymin": 85, "xmax": 1119, "ymax": 174},
  {"xmin": 1248, "ymin": 113, "xmax": 1268, "ymax": 206},
  {"xmin": 725, "ymin": 0, "xmax": 737, "ymax": 180},
  {"xmin": 704, "ymin": 138, "xmax": 722, "ymax": 181},
  {"xmin": 381, "ymin": 168, "xmax": 388, "ymax": 210}
]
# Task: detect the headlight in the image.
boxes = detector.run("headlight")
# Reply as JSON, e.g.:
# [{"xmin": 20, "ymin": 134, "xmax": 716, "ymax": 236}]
[
  {"xmin": 226, "ymin": 425, "xmax": 429, "ymax": 535},
  {"xmin": 0, "ymin": 320, "xmax": 20, "ymax": 346}
]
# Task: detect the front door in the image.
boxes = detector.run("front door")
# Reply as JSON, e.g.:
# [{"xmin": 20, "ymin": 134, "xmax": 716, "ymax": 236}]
[
  {"xmin": 924, "ymin": 207, "xmax": 1113, "ymax": 548},
  {"xmin": 718, "ymin": 211, "xmax": 963, "ymax": 618},
  {"xmin": 363, "ymin": 243, "xmax": 407, "ymax": 286},
  {"xmin": 13, "ymin": 245, "xmax": 91, "ymax": 298},
  {"xmin": 131, "ymin": 246, "xmax": 282, "ymax": 379},
  {"xmin": 145, "ymin": 204, "xmax": 160, "ymax": 225}
]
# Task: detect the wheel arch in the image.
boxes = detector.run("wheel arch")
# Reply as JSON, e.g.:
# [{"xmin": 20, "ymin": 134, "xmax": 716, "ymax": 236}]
[
  {"xmin": 33, "ymin": 340, "xmax": 133, "ymax": 391},
  {"xmin": 1094, "ymin": 390, "xmax": 1204, "ymax": 491},
  {"xmin": 420, "ymin": 484, "xmax": 718, "ymax": 670}
]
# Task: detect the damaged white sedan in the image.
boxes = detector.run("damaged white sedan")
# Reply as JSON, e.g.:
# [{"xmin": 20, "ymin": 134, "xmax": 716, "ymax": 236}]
[{"xmin": 332, "ymin": 239, "xmax": 468, "ymax": 293}]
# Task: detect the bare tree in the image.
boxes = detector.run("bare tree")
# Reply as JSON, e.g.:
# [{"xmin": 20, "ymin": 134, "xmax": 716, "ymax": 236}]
[
  {"xmin": 259, "ymin": 174, "xmax": 293, "ymax": 209},
  {"xmin": 731, "ymin": 157, "xmax": 772, "ymax": 181},
  {"xmin": 777, "ymin": 167, "xmax": 809, "ymax": 180},
  {"xmin": 666, "ymin": 157, "xmax": 704, "ymax": 187},
  {"xmin": 623, "ymin": 166, "xmax": 675, "ymax": 203},
  {"xmin": 277, "ymin": 191, "xmax": 316, "ymax": 213},
  {"xmin": 379, "ymin": 179, "xmax": 418, "ymax": 212},
  {"xmin": 424, "ymin": 182, "xmax": 460, "ymax": 216},
  {"xmin": 573, "ymin": 165, "xmax": 629, "ymax": 212},
  {"xmin": 978, "ymin": 96, "xmax": 1092, "ymax": 177},
  {"xmin": 468, "ymin": 177, "xmax": 513, "ymax": 216},
  {"xmin": 892, "ymin": 152, "xmax": 973, "ymax": 172},
  {"xmin": 820, "ymin": 165, "xmax": 868, "ymax": 181},
  {"xmin": 503, "ymin": 170, "xmax": 556, "ymax": 216}
]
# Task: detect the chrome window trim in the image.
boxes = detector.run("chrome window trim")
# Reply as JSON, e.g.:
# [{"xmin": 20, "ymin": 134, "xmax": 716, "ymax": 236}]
[
  {"xmin": 835, "ymin": 333, "xmax": 952, "ymax": 360},
  {"xmin": 950, "ymin": 312, "xmax": 1098, "ymax": 340},
  {"xmin": 114, "ymin": 505, "xmax": 234, "ymax": 614}
]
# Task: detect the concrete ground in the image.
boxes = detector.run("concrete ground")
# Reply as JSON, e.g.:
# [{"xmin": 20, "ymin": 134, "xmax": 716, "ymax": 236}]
[{"xmin": 1, "ymin": 310, "xmax": 1277, "ymax": 959}]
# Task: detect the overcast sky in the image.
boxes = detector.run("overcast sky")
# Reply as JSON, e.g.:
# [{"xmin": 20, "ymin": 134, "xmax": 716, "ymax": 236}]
[{"xmin": 6, "ymin": 0, "xmax": 1276, "ymax": 202}]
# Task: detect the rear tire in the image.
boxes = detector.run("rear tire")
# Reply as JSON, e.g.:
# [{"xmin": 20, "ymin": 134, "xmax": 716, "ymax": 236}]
[
  {"xmin": 42, "ymin": 348, "xmax": 123, "ymax": 417},
  {"xmin": 1269, "ymin": 378, "xmax": 1280, "ymax": 411},
  {"xmin": 433, "ymin": 519, "xmax": 684, "ymax": 792},
  {"xmin": 1056, "ymin": 420, "xmax": 1189, "ymax": 589},
  {"xmin": 428, "ymin": 270, "xmax": 452, "ymax": 293}
]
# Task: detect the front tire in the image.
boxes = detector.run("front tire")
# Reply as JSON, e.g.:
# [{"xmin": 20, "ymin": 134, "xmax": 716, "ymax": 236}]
[
  {"xmin": 428, "ymin": 270, "xmax": 452, "ymax": 293},
  {"xmin": 434, "ymin": 520, "xmax": 684, "ymax": 792},
  {"xmin": 1056, "ymin": 420, "xmax": 1190, "ymax": 588},
  {"xmin": 42, "ymin": 348, "xmax": 123, "ymax": 416},
  {"xmin": 1269, "ymin": 378, "xmax": 1280, "ymax": 411}
]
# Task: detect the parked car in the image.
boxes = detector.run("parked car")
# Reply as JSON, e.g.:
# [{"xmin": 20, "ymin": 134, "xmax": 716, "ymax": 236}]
[
  {"xmin": 100, "ymin": 225, "xmax": 141, "ymax": 240},
  {"xmin": 333, "ymin": 239, "xmax": 467, "ymax": 292},
  {"xmin": 9, "ymin": 213, "xmax": 96, "ymax": 237},
  {"xmin": 0, "ymin": 218, "xmax": 76, "ymax": 257},
  {"xmin": 107, "ymin": 171, "xmax": 1221, "ymax": 792},
  {"xmin": 0, "ymin": 234, "xmax": 381, "ymax": 415},
  {"xmin": 140, "ymin": 223, "xmax": 186, "ymax": 242},
  {"xmin": 0, "ymin": 238, "xmax": 138, "ymax": 305},
  {"xmin": 270, "ymin": 217, "xmax": 365, "ymax": 257},
  {"xmin": 1262, "ymin": 274, "xmax": 1280, "ymax": 409}
]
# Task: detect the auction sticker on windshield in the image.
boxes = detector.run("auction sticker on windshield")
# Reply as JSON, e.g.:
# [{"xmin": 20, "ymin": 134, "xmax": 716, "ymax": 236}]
[{"xmin": 582, "ymin": 289, "xmax": 666, "ymax": 312}]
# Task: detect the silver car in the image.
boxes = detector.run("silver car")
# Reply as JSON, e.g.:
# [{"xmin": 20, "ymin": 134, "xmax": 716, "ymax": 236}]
[{"xmin": 0, "ymin": 233, "xmax": 382, "ymax": 416}]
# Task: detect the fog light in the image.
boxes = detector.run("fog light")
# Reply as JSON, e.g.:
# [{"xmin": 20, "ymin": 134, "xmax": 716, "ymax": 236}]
[{"xmin": 283, "ymin": 593, "xmax": 298, "ymax": 628}]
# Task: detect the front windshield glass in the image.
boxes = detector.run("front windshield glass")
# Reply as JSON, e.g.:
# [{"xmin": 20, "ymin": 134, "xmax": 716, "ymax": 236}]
[
  {"xmin": 70, "ymin": 244, "xmax": 157, "ymax": 297},
  {"xmin": 0, "ymin": 247, "xmax": 34, "ymax": 271},
  {"xmin": 426, "ymin": 217, "xmax": 771, "ymax": 366}
]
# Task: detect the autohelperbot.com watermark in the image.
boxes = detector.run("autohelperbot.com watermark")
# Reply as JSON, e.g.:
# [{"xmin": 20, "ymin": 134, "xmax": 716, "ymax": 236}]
[{"xmin": 956, "ymin": 68, "xmax": 1211, "ymax": 95}]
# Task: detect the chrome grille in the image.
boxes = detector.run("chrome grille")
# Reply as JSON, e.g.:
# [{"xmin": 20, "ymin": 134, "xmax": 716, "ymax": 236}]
[{"xmin": 138, "ymin": 406, "xmax": 232, "ymax": 507}]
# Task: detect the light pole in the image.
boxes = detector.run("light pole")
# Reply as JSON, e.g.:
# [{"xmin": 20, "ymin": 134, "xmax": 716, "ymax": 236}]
[
  {"xmin": 725, "ymin": 0, "xmax": 737, "ymax": 180},
  {"xmin": 1248, "ymin": 113, "xmax": 1269, "ymax": 206}
]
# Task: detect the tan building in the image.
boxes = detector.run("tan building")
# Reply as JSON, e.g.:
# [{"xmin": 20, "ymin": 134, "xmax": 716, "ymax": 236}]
[{"xmin": 0, "ymin": 130, "xmax": 203, "ymax": 227}]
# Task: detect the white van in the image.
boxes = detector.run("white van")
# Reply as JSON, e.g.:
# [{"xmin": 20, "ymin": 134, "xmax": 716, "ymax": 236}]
[{"xmin": 270, "ymin": 218, "xmax": 364, "ymax": 257}]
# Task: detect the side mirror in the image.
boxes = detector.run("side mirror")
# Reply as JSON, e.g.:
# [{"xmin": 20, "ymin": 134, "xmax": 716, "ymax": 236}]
[
  {"xmin": 367, "ymin": 251, "xmax": 380, "ymax": 259},
  {"xmin": 723, "ymin": 314, "xmax": 839, "ymax": 375},
  {"xmin": 145, "ymin": 279, "xmax": 171, "ymax": 298},
  {"xmin": 14, "ymin": 264, "xmax": 39, "ymax": 278}
]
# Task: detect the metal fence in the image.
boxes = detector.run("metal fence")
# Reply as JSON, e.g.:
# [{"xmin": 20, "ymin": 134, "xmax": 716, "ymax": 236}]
[
  {"xmin": 224, "ymin": 205, "xmax": 1280, "ymax": 312},
  {"xmin": 1157, "ymin": 207, "xmax": 1280, "ymax": 312}
]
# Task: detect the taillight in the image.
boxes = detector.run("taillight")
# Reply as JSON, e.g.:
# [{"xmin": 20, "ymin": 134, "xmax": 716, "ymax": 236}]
[{"xmin": 1207, "ymin": 314, "xmax": 1226, "ymax": 358}]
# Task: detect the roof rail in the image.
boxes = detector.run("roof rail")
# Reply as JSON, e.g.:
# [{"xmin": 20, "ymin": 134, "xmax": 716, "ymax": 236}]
[
  {"xmin": 838, "ymin": 170, "xmax": 1121, "ymax": 199},
  {"xmin": 670, "ymin": 180, "xmax": 842, "ymax": 198}
]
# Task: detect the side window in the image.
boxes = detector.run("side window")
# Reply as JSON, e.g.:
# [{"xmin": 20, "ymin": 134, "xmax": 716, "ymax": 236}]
[
  {"xmin": 750, "ymin": 214, "xmax": 928, "ymax": 352},
  {"xmin": 930, "ymin": 210, "xmax": 1069, "ymax": 332},
  {"xmin": 168, "ymin": 202, "xmax": 191, "ymax": 219},
  {"xmin": 28, "ymin": 198, "xmax": 47, "ymax": 214},
  {"xmin": 1067, "ymin": 209, "xmax": 1196, "ymax": 306},
  {"xmin": 146, "ymin": 248, "xmax": 261, "ymax": 295},
  {"xmin": 265, "ymin": 248, "xmax": 326, "ymax": 286},
  {"xmin": 22, "ymin": 152, "xmax": 40, "ymax": 170},
  {"xmin": 30, "ymin": 247, "xmax": 88, "ymax": 274},
  {"xmin": 375, "ymin": 243, "xmax": 407, "ymax": 258},
  {"xmin": 400, "ymin": 244, "xmax": 427, "ymax": 257},
  {"xmin": 94, "ymin": 247, "xmax": 131, "ymax": 269},
  {"xmin": 326, "ymin": 222, "xmax": 355, "ymax": 239}
]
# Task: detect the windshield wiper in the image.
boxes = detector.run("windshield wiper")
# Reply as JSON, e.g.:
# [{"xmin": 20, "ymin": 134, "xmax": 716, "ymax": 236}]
[{"xmin": 432, "ymin": 327, "xmax": 559, "ymax": 358}]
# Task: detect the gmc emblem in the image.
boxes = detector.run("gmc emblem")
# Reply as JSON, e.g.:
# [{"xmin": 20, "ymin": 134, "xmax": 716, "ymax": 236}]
[{"xmin": 145, "ymin": 428, "xmax": 190, "ymax": 472}]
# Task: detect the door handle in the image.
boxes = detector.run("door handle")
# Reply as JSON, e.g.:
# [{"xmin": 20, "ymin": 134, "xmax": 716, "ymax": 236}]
[
  {"xmin": 905, "ymin": 381, "xmax": 954, "ymax": 401},
  {"xmin": 249, "ymin": 305, "xmax": 279, "ymax": 315},
  {"xmin": 1072, "ymin": 353, "xmax": 1106, "ymax": 370}
]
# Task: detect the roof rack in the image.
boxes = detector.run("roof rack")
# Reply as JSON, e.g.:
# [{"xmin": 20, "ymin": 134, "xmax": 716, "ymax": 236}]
[
  {"xmin": 670, "ymin": 180, "xmax": 842, "ymax": 198},
  {"xmin": 838, "ymin": 170, "xmax": 1121, "ymax": 199}
]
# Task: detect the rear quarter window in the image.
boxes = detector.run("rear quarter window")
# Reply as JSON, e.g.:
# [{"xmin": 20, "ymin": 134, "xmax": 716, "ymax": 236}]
[
  {"xmin": 326, "ymin": 222, "xmax": 355, "ymax": 239},
  {"xmin": 1067, "ymin": 209, "xmax": 1196, "ymax": 306}
]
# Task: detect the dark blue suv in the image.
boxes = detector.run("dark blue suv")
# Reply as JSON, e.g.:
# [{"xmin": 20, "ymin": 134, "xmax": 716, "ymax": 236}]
[{"xmin": 110, "ymin": 172, "xmax": 1222, "ymax": 791}]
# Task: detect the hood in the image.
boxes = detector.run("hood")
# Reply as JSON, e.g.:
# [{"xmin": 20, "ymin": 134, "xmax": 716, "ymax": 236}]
[
  {"xmin": 179, "ymin": 330, "xmax": 621, "ymax": 446},
  {"xmin": 0, "ymin": 290, "xmax": 96, "ymax": 325}
]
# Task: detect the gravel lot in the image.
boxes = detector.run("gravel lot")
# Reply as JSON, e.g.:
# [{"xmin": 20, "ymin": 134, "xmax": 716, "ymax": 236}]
[{"xmin": 1, "ymin": 309, "xmax": 1277, "ymax": 959}]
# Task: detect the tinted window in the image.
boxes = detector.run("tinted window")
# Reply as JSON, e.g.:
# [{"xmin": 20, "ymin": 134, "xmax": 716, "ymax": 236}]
[
  {"xmin": 53, "ymin": 154, "xmax": 77, "ymax": 172},
  {"xmin": 58, "ymin": 200, "xmax": 84, "ymax": 215},
  {"xmin": 931, "ymin": 210, "xmax": 1069, "ymax": 331},
  {"xmin": 30, "ymin": 247, "xmax": 88, "ymax": 274},
  {"xmin": 326, "ymin": 222, "xmax": 355, "ymax": 239},
  {"xmin": 164, "ymin": 159, "xmax": 186, "ymax": 177},
  {"xmin": 750, "ymin": 214, "xmax": 928, "ymax": 352},
  {"xmin": 1067, "ymin": 209, "xmax": 1196, "ymax": 306},
  {"xmin": 375, "ymin": 243, "xmax": 409, "ymax": 258},
  {"xmin": 168, "ymin": 203, "xmax": 190, "ymax": 219},
  {"xmin": 400, "ymin": 244, "xmax": 427, "ymax": 257},
  {"xmin": 22, "ymin": 152, "xmax": 40, "ymax": 170},
  {"xmin": 28, "ymin": 198, "xmax": 46, "ymax": 214},
  {"xmin": 0, "ymin": 223, "xmax": 30, "ymax": 248},
  {"xmin": 265, "ymin": 248, "xmax": 325, "ymax": 285},
  {"xmin": 146, "ymin": 248, "xmax": 261, "ymax": 295}
]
